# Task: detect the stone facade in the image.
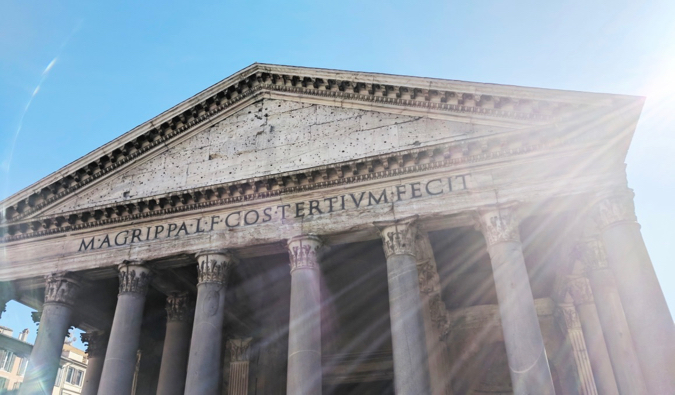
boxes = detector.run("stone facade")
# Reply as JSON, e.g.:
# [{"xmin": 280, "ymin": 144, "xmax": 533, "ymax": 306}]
[{"xmin": 0, "ymin": 64, "xmax": 672, "ymax": 394}]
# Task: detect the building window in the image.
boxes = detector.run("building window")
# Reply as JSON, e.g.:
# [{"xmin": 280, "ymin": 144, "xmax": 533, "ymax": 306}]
[
  {"xmin": 0, "ymin": 352, "xmax": 15, "ymax": 372},
  {"xmin": 55, "ymin": 367, "xmax": 64, "ymax": 387},
  {"xmin": 18, "ymin": 357, "xmax": 28, "ymax": 376},
  {"xmin": 13, "ymin": 381, "xmax": 21, "ymax": 390},
  {"xmin": 65, "ymin": 366, "xmax": 84, "ymax": 386},
  {"xmin": 0, "ymin": 377, "xmax": 8, "ymax": 390}
]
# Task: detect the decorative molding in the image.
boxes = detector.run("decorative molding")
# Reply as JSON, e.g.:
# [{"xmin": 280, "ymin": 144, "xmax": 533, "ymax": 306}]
[
  {"xmin": 574, "ymin": 238, "xmax": 608, "ymax": 272},
  {"xmin": 165, "ymin": 291, "xmax": 193, "ymax": 322},
  {"xmin": 44, "ymin": 272, "xmax": 81, "ymax": 305},
  {"xmin": 80, "ymin": 330, "xmax": 108, "ymax": 358},
  {"xmin": 374, "ymin": 215, "xmax": 419, "ymax": 258},
  {"xmin": 118, "ymin": 261, "xmax": 152, "ymax": 295},
  {"xmin": 227, "ymin": 337, "xmax": 253, "ymax": 362},
  {"xmin": 196, "ymin": 250, "xmax": 236, "ymax": 284},
  {"xmin": 0, "ymin": 135, "xmax": 575, "ymax": 243},
  {"xmin": 3, "ymin": 63, "xmax": 593, "ymax": 227},
  {"xmin": 476, "ymin": 206, "xmax": 521, "ymax": 247},
  {"xmin": 429, "ymin": 294, "xmax": 451, "ymax": 340},
  {"xmin": 593, "ymin": 190, "xmax": 637, "ymax": 230},
  {"xmin": 566, "ymin": 277, "xmax": 594, "ymax": 306},
  {"xmin": 417, "ymin": 260, "xmax": 438, "ymax": 294},
  {"xmin": 287, "ymin": 235, "xmax": 322, "ymax": 273}
]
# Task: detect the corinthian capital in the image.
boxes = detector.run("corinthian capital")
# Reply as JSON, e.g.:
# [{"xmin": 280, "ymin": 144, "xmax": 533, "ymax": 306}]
[
  {"xmin": 566, "ymin": 277, "xmax": 594, "ymax": 306},
  {"xmin": 373, "ymin": 215, "xmax": 418, "ymax": 258},
  {"xmin": 80, "ymin": 330, "xmax": 108, "ymax": 358},
  {"xmin": 593, "ymin": 190, "xmax": 637, "ymax": 230},
  {"xmin": 44, "ymin": 272, "xmax": 81, "ymax": 305},
  {"xmin": 165, "ymin": 291, "xmax": 193, "ymax": 322},
  {"xmin": 554, "ymin": 304, "xmax": 582, "ymax": 334},
  {"xmin": 118, "ymin": 260, "xmax": 152, "ymax": 295},
  {"xmin": 476, "ymin": 206, "xmax": 521, "ymax": 247},
  {"xmin": 195, "ymin": 250, "xmax": 236, "ymax": 284},
  {"xmin": 287, "ymin": 235, "xmax": 322, "ymax": 273},
  {"xmin": 227, "ymin": 337, "xmax": 253, "ymax": 362},
  {"xmin": 574, "ymin": 238, "xmax": 608, "ymax": 272}
]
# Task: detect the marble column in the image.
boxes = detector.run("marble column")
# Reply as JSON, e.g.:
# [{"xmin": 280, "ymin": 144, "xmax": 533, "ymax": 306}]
[
  {"xmin": 577, "ymin": 238, "xmax": 648, "ymax": 394},
  {"xmin": 593, "ymin": 190, "xmax": 675, "ymax": 394},
  {"xmin": 98, "ymin": 261, "xmax": 152, "ymax": 395},
  {"xmin": 20, "ymin": 273, "xmax": 81, "ymax": 395},
  {"xmin": 184, "ymin": 250, "xmax": 236, "ymax": 395},
  {"xmin": 554, "ymin": 304, "xmax": 597, "ymax": 395},
  {"xmin": 373, "ymin": 216, "xmax": 432, "ymax": 395},
  {"xmin": 157, "ymin": 291, "xmax": 194, "ymax": 395},
  {"xmin": 286, "ymin": 235, "xmax": 324, "ymax": 395},
  {"xmin": 565, "ymin": 276, "xmax": 619, "ymax": 395},
  {"xmin": 476, "ymin": 206, "xmax": 555, "ymax": 395},
  {"xmin": 80, "ymin": 330, "xmax": 108, "ymax": 395},
  {"xmin": 227, "ymin": 338, "xmax": 253, "ymax": 395}
]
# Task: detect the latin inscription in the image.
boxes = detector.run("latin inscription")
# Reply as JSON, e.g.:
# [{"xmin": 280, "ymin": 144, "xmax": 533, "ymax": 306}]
[{"xmin": 78, "ymin": 175, "xmax": 468, "ymax": 252}]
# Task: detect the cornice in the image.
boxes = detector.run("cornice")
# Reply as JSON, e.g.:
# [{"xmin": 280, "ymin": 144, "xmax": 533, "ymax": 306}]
[
  {"xmin": 1, "ymin": 63, "xmax": 634, "ymax": 225},
  {"xmin": 0, "ymin": 130, "xmax": 602, "ymax": 243}
]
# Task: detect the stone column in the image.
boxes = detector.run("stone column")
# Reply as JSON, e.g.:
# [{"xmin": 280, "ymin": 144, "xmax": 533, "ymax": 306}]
[
  {"xmin": 80, "ymin": 330, "xmax": 108, "ymax": 395},
  {"xmin": 227, "ymin": 338, "xmax": 253, "ymax": 395},
  {"xmin": 554, "ymin": 304, "xmax": 597, "ymax": 395},
  {"xmin": 565, "ymin": 276, "xmax": 619, "ymax": 395},
  {"xmin": 593, "ymin": 190, "xmax": 675, "ymax": 394},
  {"xmin": 97, "ymin": 261, "xmax": 152, "ymax": 395},
  {"xmin": 286, "ymin": 235, "xmax": 324, "ymax": 395},
  {"xmin": 157, "ymin": 291, "xmax": 194, "ymax": 395},
  {"xmin": 476, "ymin": 206, "xmax": 555, "ymax": 395},
  {"xmin": 184, "ymin": 250, "xmax": 236, "ymax": 395},
  {"xmin": 578, "ymin": 238, "xmax": 648, "ymax": 394},
  {"xmin": 20, "ymin": 273, "xmax": 81, "ymax": 395},
  {"xmin": 373, "ymin": 216, "xmax": 432, "ymax": 395}
]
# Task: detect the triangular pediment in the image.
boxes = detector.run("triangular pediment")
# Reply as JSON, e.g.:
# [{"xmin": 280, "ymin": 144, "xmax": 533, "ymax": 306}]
[{"xmin": 0, "ymin": 63, "xmax": 643, "ymax": 239}]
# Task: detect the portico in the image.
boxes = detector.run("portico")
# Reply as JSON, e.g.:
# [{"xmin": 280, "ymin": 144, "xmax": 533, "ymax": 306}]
[{"xmin": 1, "ymin": 64, "xmax": 672, "ymax": 394}]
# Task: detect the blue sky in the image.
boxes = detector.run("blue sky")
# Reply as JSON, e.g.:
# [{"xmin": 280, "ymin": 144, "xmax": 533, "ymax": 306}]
[{"xmin": 1, "ymin": 1, "xmax": 674, "ymax": 350}]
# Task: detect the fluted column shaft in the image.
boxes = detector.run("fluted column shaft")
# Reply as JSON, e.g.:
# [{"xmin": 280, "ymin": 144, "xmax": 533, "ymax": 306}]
[
  {"xmin": 374, "ymin": 216, "xmax": 432, "ymax": 395},
  {"xmin": 98, "ymin": 261, "xmax": 152, "ymax": 395},
  {"xmin": 286, "ymin": 235, "xmax": 323, "ymax": 395},
  {"xmin": 157, "ymin": 292, "xmax": 194, "ymax": 395},
  {"xmin": 554, "ymin": 304, "xmax": 597, "ymax": 395},
  {"xmin": 20, "ymin": 273, "xmax": 81, "ymax": 395},
  {"xmin": 184, "ymin": 250, "xmax": 236, "ymax": 395},
  {"xmin": 579, "ymin": 237, "xmax": 648, "ymax": 394},
  {"xmin": 477, "ymin": 207, "xmax": 555, "ymax": 395},
  {"xmin": 594, "ymin": 191, "xmax": 675, "ymax": 394},
  {"xmin": 80, "ymin": 331, "xmax": 108, "ymax": 395},
  {"xmin": 566, "ymin": 276, "xmax": 618, "ymax": 395},
  {"xmin": 227, "ymin": 338, "xmax": 253, "ymax": 395}
]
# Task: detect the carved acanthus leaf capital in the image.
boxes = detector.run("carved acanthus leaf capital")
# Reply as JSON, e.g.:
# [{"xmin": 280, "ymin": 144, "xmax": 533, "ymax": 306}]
[
  {"xmin": 80, "ymin": 330, "xmax": 108, "ymax": 357},
  {"xmin": 287, "ymin": 235, "xmax": 322, "ymax": 273},
  {"xmin": 555, "ymin": 304, "xmax": 581, "ymax": 333},
  {"xmin": 593, "ymin": 190, "xmax": 637, "ymax": 230},
  {"xmin": 118, "ymin": 261, "xmax": 152, "ymax": 295},
  {"xmin": 574, "ymin": 238, "xmax": 608, "ymax": 272},
  {"xmin": 227, "ymin": 337, "xmax": 253, "ymax": 362},
  {"xmin": 566, "ymin": 277, "xmax": 594, "ymax": 306},
  {"xmin": 195, "ymin": 250, "xmax": 237, "ymax": 284},
  {"xmin": 374, "ymin": 215, "xmax": 419, "ymax": 258},
  {"xmin": 44, "ymin": 272, "xmax": 82, "ymax": 305},
  {"xmin": 166, "ymin": 291, "xmax": 193, "ymax": 322},
  {"xmin": 476, "ymin": 206, "xmax": 521, "ymax": 247}
]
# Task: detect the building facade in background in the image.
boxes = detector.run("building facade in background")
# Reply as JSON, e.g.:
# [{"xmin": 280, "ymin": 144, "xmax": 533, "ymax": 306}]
[
  {"xmin": 0, "ymin": 64, "xmax": 673, "ymax": 394},
  {"xmin": 0, "ymin": 326, "xmax": 87, "ymax": 394}
]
